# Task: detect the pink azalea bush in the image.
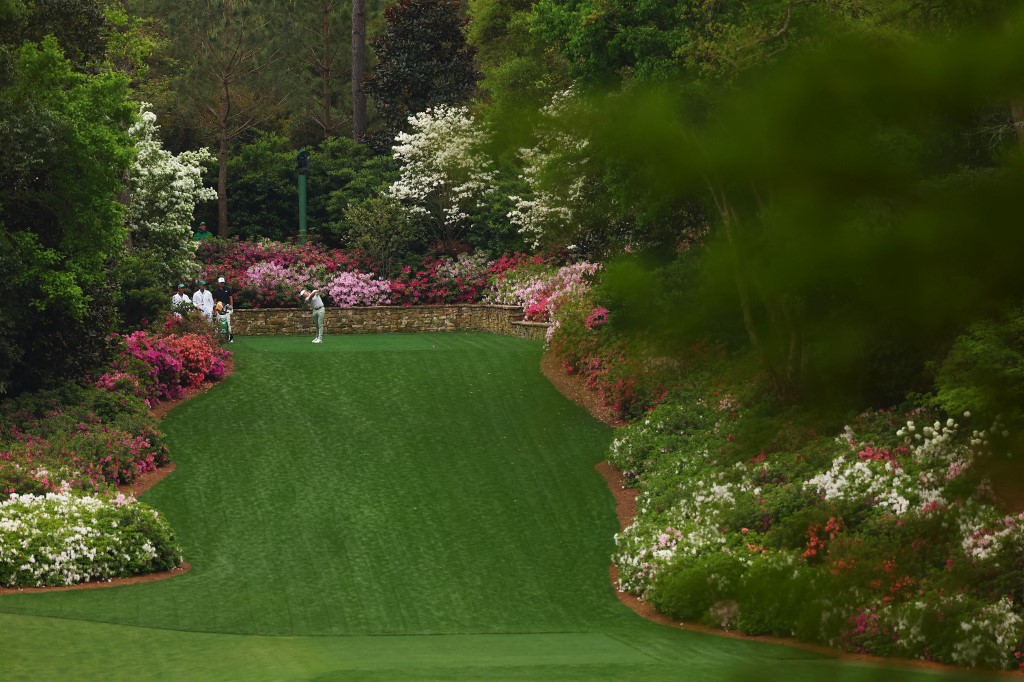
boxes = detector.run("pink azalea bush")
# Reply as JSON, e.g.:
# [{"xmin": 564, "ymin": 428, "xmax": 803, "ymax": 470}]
[
  {"xmin": 324, "ymin": 271, "xmax": 391, "ymax": 307},
  {"xmin": 0, "ymin": 387, "xmax": 170, "ymax": 495},
  {"xmin": 486, "ymin": 261, "xmax": 601, "ymax": 322},
  {"xmin": 2, "ymin": 311, "xmax": 232, "ymax": 496},
  {"xmin": 197, "ymin": 238, "xmax": 534, "ymax": 308}
]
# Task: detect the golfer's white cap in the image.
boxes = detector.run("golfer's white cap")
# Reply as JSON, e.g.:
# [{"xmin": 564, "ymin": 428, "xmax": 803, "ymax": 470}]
[{"xmin": 218, "ymin": 277, "xmax": 225, "ymax": 283}]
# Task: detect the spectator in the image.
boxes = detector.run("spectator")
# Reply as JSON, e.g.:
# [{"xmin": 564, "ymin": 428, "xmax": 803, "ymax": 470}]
[
  {"xmin": 193, "ymin": 280, "xmax": 214, "ymax": 321},
  {"xmin": 171, "ymin": 283, "xmax": 191, "ymax": 317},
  {"xmin": 213, "ymin": 277, "xmax": 234, "ymax": 342},
  {"xmin": 193, "ymin": 221, "xmax": 213, "ymax": 241}
]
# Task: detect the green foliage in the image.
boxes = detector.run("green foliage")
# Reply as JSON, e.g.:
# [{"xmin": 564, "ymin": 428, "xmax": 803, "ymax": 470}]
[
  {"xmin": 0, "ymin": 37, "xmax": 135, "ymax": 394},
  {"xmin": 467, "ymin": 0, "xmax": 568, "ymax": 152},
  {"xmin": 227, "ymin": 133, "xmax": 398, "ymax": 243},
  {"xmin": 115, "ymin": 251, "xmax": 173, "ymax": 330},
  {"xmin": 578, "ymin": 14, "xmax": 1024, "ymax": 407},
  {"xmin": 364, "ymin": 0, "xmax": 480, "ymax": 146},
  {"xmin": 935, "ymin": 306, "xmax": 1024, "ymax": 428},
  {"xmin": 529, "ymin": 0, "xmax": 831, "ymax": 89},
  {"xmin": 0, "ymin": 0, "xmax": 107, "ymax": 76},
  {"xmin": 319, "ymin": 136, "xmax": 400, "ymax": 245},
  {"xmin": 343, "ymin": 197, "xmax": 420, "ymax": 277},
  {"xmin": 226, "ymin": 132, "xmax": 296, "ymax": 241},
  {"xmin": 651, "ymin": 552, "xmax": 746, "ymax": 626}
]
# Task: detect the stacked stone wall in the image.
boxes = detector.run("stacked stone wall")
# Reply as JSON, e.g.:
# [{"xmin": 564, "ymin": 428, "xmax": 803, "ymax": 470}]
[{"xmin": 230, "ymin": 305, "xmax": 548, "ymax": 341}]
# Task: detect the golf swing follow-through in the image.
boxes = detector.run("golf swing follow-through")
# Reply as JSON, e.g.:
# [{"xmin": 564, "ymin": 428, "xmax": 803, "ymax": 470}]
[{"xmin": 299, "ymin": 288, "xmax": 325, "ymax": 343}]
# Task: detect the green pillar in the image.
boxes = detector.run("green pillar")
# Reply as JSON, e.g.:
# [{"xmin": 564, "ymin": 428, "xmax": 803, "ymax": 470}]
[
  {"xmin": 296, "ymin": 149, "xmax": 310, "ymax": 244},
  {"xmin": 298, "ymin": 174, "xmax": 307, "ymax": 244}
]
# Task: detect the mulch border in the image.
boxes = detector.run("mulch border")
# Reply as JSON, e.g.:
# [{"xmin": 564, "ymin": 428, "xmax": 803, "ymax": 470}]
[
  {"xmin": 0, "ymin": 358, "xmax": 235, "ymax": 596},
  {"xmin": 540, "ymin": 351, "xmax": 1011, "ymax": 676}
]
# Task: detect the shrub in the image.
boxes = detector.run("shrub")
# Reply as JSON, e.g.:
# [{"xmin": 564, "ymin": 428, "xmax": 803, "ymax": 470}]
[
  {"xmin": 610, "ymin": 379, "xmax": 1024, "ymax": 669},
  {"xmin": 935, "ymin": 306, "xmax": 1024, "ymax": 429},
  {"xmin": 0, "ymin": 492, "xmax": 183, "ymax": 587},
  {"xmin": 0, "ymin": 385, "xmax": 169, "ymax": 495},
  {"xmin": 323, "ymin": 271, "xmax": 391, "ymax": 307}
]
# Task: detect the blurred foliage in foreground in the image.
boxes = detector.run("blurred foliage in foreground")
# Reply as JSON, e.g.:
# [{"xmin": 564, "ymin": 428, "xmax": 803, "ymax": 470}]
[{"xmin": 564, "ymin": 10, "xmax": 1024, "ymax": 418}]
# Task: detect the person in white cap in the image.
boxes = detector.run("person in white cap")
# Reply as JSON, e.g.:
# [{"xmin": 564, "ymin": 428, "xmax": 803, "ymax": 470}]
[
  {"xmin": 213, "ymin": 277, "xmax": 234, "ymax": 342},
  {"xmin": 193, "ymin": 280, "xmax": 214, "ymax": 321},
  {"xmin": 299, "ymin": 288, "xmax": 325, "ymax": 343}
]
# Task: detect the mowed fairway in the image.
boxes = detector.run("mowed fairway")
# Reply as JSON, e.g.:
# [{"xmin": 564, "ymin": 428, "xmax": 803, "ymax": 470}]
[{"xmin": 0, "ymin": 335, "xmax": 993, "ymax": 680}]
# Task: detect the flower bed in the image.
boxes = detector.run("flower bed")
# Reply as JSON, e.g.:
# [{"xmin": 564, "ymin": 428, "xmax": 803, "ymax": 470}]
[
  {"xmin": 96, "ymin": 313, "xmax": 230, "ymax": 408},
  {"xmin": 0, "ymin": 385, "xmax": 169, "ymax": 495},
  {"xmin": 608, "ymin": 382, "xmax": 1024, "ymax": 670},
  {"xmin": 534, "ymin": 272, "xmax": 669, "ymax": 420},
  {"xmin": 196, "ymin": 238, "xmax": 534, "ymax": 309},
  {"xmin": 0, "ymin": 491, "xmax": 182, "ymax": 587},
  {"xmin": 1, "ymin": 312, "xmax": 230, "ymax": 498}
]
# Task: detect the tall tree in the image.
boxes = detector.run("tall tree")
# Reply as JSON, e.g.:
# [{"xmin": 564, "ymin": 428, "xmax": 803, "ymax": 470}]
[
  {"xmin": 0, "ymin": 37, "xmax": 135, "ymax": 393},
  {"xmin": 352, "ymin": 0, "xmax": 367, "ymax": 140},
  {"xmin": 151, "ymin": 0, "xmax": 284, "ymax": 237},
  {"xmin": 295, "ymin": 0, "xmax": 349, "ymax": 141},
  {"xmin": 363, "ymin": 0, "xmax": 479, "ymax": 148}
]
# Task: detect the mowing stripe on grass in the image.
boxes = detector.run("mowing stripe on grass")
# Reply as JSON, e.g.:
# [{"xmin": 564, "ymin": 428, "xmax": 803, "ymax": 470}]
[{"xmin": 0, "ymin": 335, "xmax": 992, "ymax": 680}]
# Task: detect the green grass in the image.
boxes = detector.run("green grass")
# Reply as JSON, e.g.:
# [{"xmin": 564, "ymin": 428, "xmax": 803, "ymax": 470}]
[{"xmin": 0, "ymin": 334, "xmax": 997, "ymax": 680}]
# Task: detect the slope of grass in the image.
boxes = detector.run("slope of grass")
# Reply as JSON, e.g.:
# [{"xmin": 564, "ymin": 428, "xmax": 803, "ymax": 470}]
[{"xmin": 0, "ymin": 334, "xmax": 993, "ymax": 680}]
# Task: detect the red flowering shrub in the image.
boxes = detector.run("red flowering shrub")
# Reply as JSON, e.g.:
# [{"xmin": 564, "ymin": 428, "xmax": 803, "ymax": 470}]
[
  {"xmin": 196, "ymin": 238, "xmax": 533, "ymax": 309},
  {"xmin": 548, "ymin": 288, "xmax": 669, "ymax": 420},
  {"xmin": 164, "ymin": 334, "xmax": 227, "ymax": 387}
]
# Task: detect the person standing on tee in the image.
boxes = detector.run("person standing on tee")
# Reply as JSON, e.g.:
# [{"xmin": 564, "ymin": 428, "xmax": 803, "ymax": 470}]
[
  {"xmin": 300, "ymin": 288, "xmax": 325, "ymax": 343},
  {"xmin": 193, "ymin": 280, "xmax": 214, "ymax": 321},
  {"xmin": 213, "ymin": 277, "xmax": 234, "ymax": 342}
]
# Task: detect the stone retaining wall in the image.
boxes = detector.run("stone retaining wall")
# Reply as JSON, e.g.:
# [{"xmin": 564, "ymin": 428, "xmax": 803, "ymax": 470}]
[{"xmin": 230, "ymin": 305, "xmax": 549, "ymax": 341}]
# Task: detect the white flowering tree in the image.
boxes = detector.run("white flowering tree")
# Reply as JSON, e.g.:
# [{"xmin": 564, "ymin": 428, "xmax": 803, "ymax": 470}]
[
  {"xmin": 507, "ymin": 88, "xmax": 595, "ymax": 249},
  {"xmin": 388, "ymin": 105, "xmax": 497, "ymax": 253},
  {"xmin": 125, "ymin": 103, "xmax": 216, "ymax": 285}
]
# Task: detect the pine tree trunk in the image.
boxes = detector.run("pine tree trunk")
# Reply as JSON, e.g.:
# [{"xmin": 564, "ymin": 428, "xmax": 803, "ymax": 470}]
[
  {"xmin": 351, "ymin": 0, "xmax": 367, "ymax": 140},
  {"xmin": 218, "ymin": 79, "xmax": 230, "ymax": 237},
  {"xmin": 218, "ymin": 134, "xmax": 229, "ymax": 237},
  {"xmin": 321, "ymin": 0, "xmax": 333, "ymax": 139}
]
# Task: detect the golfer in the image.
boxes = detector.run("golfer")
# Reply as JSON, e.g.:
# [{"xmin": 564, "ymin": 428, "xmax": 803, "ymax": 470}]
[{"xmin": 299, "ymin": 288, "xmax": 325, "ymax": 343}]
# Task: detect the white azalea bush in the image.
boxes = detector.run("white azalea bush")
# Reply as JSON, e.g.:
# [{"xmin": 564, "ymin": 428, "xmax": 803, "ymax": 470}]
[
  {"xmin": 610, "ymin": 387, "xmax": 1024, "ymax": 669},
  {"xmin": 0, "ymin": 492, "xmax": 183, "ymax": 587}
]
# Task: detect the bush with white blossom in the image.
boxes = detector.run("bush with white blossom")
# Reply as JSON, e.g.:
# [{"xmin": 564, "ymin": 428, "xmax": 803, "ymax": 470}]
[
  {"xmin": 1, "ymin": 492, "xmax": 183, "ymax": 587},
  {"xmin": 507, "ymin": 88, "xmax": 597, "ymax": 248},
  {"xmin": 610, "ymin": 382, "xmax": 1024, "ymax": 669},
  {"xmin": 388, "ymin": 105, "xmax": 498, "ymax": 251},
  {"xmin": 125, "ymin": 104, "xmax": 216, "ymax": 285}
]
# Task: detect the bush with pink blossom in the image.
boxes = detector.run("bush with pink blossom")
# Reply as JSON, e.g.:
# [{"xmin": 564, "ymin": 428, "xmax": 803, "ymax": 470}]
[{"xmin": 323, "ymin": 271, "xmax": 391, "ymax": 307}]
